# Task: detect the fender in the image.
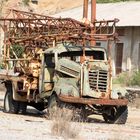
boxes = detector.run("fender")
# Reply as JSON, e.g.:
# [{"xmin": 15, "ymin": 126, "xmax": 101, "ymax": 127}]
[{"xmin": 4, "ymin": 80, "xmax": 27, "ymax": 102}]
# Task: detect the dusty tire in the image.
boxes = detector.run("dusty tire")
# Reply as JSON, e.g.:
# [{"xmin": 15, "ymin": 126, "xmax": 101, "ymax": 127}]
[
  {"xmin": 68, "ymin": 106, "xmax": 87, "ymax": 122},
  {"xmin": 59, "ymin": 103, "xmax": 86, "ymax": 122},
  {"xmin": 115, "ymin": 106, "xmax": 128, "ymax": 124},
  {"xmin": 4, "ymin": 91, "xmax": 19, "ymax": 114},
  {"xmin": 102, "ymin": 106, "xmax": 128, "ymax": 124},
  {"xmin": 47, "ymin": 94, "xmax": 59, "ymax": 118},
  {"xmin": 32, "ymin": 103, "xmax": 45, "ymax": 111},
  {"xmin": 19, "ymin": 102, "xmax": 27, "ymax": 114}
]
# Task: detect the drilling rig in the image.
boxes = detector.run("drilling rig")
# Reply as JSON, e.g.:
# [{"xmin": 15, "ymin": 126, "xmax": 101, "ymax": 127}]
[{"xmin": 0, "ymin": 0, "xmax": 128, "ymax": 124}]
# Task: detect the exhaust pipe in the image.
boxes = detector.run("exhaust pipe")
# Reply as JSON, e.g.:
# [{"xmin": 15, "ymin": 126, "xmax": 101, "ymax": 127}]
[
  {"xmin": 91, "ymin": 0, "xmax": 96, "ymax": 23},
  {"xmin": 83, "ymin": 0, "xmax": 88, "ymax": 18}
]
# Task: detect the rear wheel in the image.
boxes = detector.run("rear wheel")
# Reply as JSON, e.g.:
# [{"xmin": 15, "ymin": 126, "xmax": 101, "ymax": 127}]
[
  {"xmin": 102, "ymin": 106, "xmax": 128, "ymax": 124},
  {"xmin": 19, "ymin": 102, "xmax": 27, "ymax": 114},
  {"xmin": 4, "ymin": 91, "xmax": 19, "ymax": 114},
  {"xmin": 33, "ymin": 103, "xmax": 45, "ymax": 111},
  {"xmin": 4, "ymin": 86, "xmax": 27, "ymax": 114}
]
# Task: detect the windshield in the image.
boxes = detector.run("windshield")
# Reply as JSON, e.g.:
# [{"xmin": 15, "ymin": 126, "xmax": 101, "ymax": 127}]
[{"xmin": 58, "ymin": 50, "xmax": 105, "ymax": 62}]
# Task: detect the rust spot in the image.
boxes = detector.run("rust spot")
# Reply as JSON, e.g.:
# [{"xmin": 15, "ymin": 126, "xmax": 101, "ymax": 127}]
[{"xmin": 58, "ymin": 95, "xmax": 128, "ymax": 106}]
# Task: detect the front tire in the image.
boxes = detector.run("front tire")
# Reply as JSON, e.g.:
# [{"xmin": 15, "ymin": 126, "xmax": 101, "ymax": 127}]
[
  {"xmin": 47, "ymin": 94, "xmax": 58, "ymax": 118},
  {"xmin": 102, "ymin": 106, "xmax": 128, "ymax": 124}
]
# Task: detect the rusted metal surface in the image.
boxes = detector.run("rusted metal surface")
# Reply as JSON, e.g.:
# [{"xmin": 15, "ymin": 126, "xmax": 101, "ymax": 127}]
[
  {"xmin": 91, "ymin": 0, "xmax": 96, "ymax": 46},
  {"xmin": 58, "ymin": 95, "xmax": 128, "ymax": 105},
  {"xmin": 107, "ymin": 41, "xmax": 112, "ymax": 98},
  {"xmin": 91, "ymin": 0, "xmax": 96, "ymax": 23},
  {"xmin": 0, "ymin": 9, "xmax": 118, "ymax": 75},
  {"xmin": 0, "ymin": 9, "xmax": 118, "ymax": 47},
  {"xmin": 83, "ymin": 0, "xmax": 88, "ymax": 18},
  {"xmin": 0, "ymin": 3, "xmax": 119, "ymax": 102}
]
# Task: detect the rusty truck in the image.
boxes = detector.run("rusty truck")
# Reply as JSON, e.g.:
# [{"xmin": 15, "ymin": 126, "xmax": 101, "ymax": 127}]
[{"xmin": 0, "ymin": 1, "xmax": 128, "ymax": 124}]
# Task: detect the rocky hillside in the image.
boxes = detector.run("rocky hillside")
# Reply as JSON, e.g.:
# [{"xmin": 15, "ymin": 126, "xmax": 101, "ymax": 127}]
[
  {"xmin": 33, "ymin": 0, "xmax": 83, "ymax": 15},
  {"xmin": 1, "ymin": 0, "xmax": 84, "ymax": 16},
  {"xmin": 1, "ymin": 0, "xmax": 30, "ymax": 16}
]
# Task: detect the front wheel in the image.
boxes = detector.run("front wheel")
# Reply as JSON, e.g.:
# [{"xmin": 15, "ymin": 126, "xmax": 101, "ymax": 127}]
[
  {"xmin": 47, "ymin": 94, "xmax": 59, "ymax": 118},
  {"xmin": 102, "ymin": 106, "xmax": 128, "ymax": 124}
]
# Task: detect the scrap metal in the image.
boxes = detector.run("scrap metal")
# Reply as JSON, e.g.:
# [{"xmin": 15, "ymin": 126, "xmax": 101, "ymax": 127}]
[{"xmin": 0, "ymin": 9, "xmax": 118, "ymax": 47}]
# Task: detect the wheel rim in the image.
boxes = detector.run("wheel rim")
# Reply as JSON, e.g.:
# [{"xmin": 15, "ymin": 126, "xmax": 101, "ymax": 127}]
[
  {"xmin": 103, "ymin": 107, "xmax": 117, "ymax": 123},
  {"xmin": 109, "ymin": 107, "xmax": 117, "ymax": 121}
]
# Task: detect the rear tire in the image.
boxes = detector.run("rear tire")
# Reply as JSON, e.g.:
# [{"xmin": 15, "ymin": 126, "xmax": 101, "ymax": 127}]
[
  {"xmin": 19, "ymin": 102, "xmax": 27, "ymax": 114},
  {"xmin": 4, "ymin": 85, "xmax": 27, "ymax": 114},
  {"xmin": 4, "ymin": 91, "xmax": 19, "ymax": 114},
  {"xmin": 32, "ymin": 103, "xmax": 45, "ymax": 111}
]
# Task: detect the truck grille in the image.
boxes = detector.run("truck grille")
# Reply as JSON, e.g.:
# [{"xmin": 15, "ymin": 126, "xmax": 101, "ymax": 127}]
[{"xmin": 89, "ymin": 70, "xmax": 108, "ymax": 92}]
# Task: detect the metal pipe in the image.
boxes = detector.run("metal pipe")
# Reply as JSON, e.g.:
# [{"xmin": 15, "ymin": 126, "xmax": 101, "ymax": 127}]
[
  {"xmin": 5, "ymin": 58, "xmax": 31, "ymax": 61},
  {"xmin": 83, "ymin": 0, "xmax": 88, "ymax": 18},
  {"xmin": 90, "ymin": 0, "xmax": 96, "ymax": 46},
  {"xmin": 80, "ymin": 63, "xmax": 83, "ymax": 97},
  {"xmin": 91, "ymin": 0, "xmax": 96, "ymax": 23},
  {"xmin": 107, "ymin": 40, "xmax": 113, "ymax": 98}
]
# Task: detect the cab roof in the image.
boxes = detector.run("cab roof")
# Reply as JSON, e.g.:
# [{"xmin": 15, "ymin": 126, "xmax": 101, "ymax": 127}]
[{"xmin": 44, "ymin": 44, "xmax": 106, "ymax": 54}]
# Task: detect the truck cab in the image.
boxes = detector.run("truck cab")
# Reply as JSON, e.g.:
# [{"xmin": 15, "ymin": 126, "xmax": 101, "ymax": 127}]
[
  {"xmin": 41, "ymin": 44, "xmax": 109, "ymax": 97},
  {"xmin": 38, "ymin": 44, "xmax": 128, "ymax": 124}
]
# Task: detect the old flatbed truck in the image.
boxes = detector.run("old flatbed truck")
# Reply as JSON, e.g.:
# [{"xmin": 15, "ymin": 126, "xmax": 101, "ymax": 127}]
[{"xmin": 0, "ymin": 1, "xmax": 128, "ymax": 124}]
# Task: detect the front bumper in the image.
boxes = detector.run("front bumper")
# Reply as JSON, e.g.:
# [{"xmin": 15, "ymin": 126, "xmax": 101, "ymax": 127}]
[{"xmin": 58, "ymin": 95, "xmax": 128, "ymax": 106}]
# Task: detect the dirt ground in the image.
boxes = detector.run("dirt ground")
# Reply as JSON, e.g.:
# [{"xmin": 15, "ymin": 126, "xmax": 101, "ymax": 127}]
[
  {"xmin": 1, "ymin": 1, "xmax": 140, "ymax": 139},
  {"xmin": 0, "ymin": 86, "xmax": 140, "ymax": 140},
  {"xmin": 0, "ymin": 58, "xmax": 139, "ymax": 139}
]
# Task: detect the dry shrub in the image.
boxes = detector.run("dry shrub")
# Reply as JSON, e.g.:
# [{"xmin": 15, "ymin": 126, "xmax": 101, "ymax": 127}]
[
  {"xmin": 130, "ymin": 98, "xmax": 140, "ymax": 109},
  {"xmin": 135, "ymin": 99, "xmax": 140, "ymax": 109},
  {"xmin": 49, "ymin": 107, "xmax": 80, "ymax": 139}
]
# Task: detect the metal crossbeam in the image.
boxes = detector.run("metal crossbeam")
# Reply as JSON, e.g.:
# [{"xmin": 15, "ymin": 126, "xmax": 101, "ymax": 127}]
[
  {"xmin": 0, "ymin": 9, "xmax": 118, "ymax": 76},
  {"xmin": 0, "ymin": 9, "xmax": 118, "ymax": 48}
]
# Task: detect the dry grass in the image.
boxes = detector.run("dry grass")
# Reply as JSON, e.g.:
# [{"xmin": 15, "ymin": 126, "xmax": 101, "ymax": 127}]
[
  {"xmin": 129, "ymin": 98, "xmax": 140, "ymax": 109},
  {"xmin": 48, "ymin": 107, "xmax": 80, "ymax": 139}
]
